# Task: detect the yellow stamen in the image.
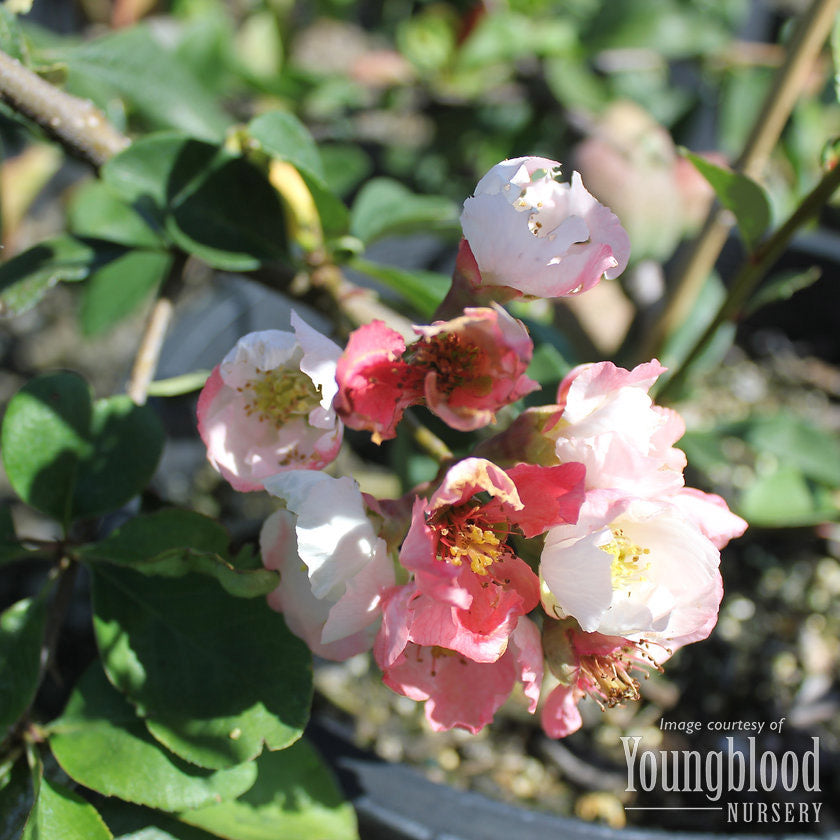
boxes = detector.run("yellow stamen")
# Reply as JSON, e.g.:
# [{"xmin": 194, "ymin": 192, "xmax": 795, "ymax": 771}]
[
  {"xmin": 599, "ymin": 528, "xmax": 650, "ymax": 590},
  {"xmin": 447, "ymin": 523, "xmax": 502, "ymax": 575},
  {"xmin": 241, "ymin": 367, "xmax": 321, "ymax": 428}
]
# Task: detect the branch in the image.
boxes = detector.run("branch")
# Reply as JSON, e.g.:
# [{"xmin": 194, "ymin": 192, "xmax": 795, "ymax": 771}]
[
  {"xmin": 656, "ymin": 159, "xmax": 840, "ymax": 402},
  {"xmin": 641, "ymin": 0, "xmax": 840, "ymax": 362},
  {"xmin": 0, "ymin": 50, "xmax": 129, "ymax": 167},
  {"xmin": 126, "ymin": 251, "xmax": 188, "ymax": 405}
]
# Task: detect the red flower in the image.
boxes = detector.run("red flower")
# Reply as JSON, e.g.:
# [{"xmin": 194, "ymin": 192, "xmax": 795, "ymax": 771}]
[{"xmin": 335, "ymin": 306, "xmax": 538, "ymax": 442}]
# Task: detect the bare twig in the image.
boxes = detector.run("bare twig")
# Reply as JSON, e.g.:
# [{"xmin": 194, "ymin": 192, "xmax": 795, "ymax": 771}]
[
  {"xmin": 0, "ymin": 50, "xmax": 129, "ymax": 168},
  {"xmin": 127, "ymin": 252, "xmax": 188, "ymax": 405},
  {"xmin": 641, "ymin": 0, "xmax": 840, "ymax": 362}
]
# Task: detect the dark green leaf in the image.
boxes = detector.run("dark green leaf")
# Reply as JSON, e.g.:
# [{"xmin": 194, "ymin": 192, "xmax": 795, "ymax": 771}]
[
  {"xmin": 0, "ymin": 596, "xmax": 47, "ymax": 735},
  {"xmin": 0, "ymin": 235, "xmax": 125, "ymax": 317},
  {"xmin": 683, "ymin": 150, "xmax": 771, "ymax": 252},
  {"xmin": 22, "ymin": 772, "xmax": 112, "ymax": 840},
  {"xmin": 102, "ymin": 134, "xmax": 288, "ymax": 271},
  {"xmin": 49, "ymin": 665, "xmax": 256, "ymax": 812},
  {"xmin": 179, "ymin": 741, "xmax": 358, "ymax": 840},
  {"xmin": 350, "ymin": 257, "xmax": 448, "ymax": 318},
  {"xmin": 79, "ymin": 510, "xmax": 279, "ymax": 598},
  {"xmin": 2, "ymin": 372, "xmax": 91, "ymax": 525},
  {"xmin": 248, "ymin": 111, "xmax": 325, "ymax": 181},
  {"xmin": 80, "ymin": 250, "xmax": 172, "ymax": 336},
  {"xmin": 0, "ymin": 758, "xmax": 33, "ymax": 840},
  {"xmin": 59, "ymin": 25, "xmax": 230, "ymax": 140},
  {"xmin": 350, "ymin": 178, "xmax": 458, "ymax": 244},
  {"xmin": 92, "ymin": 566, "xmax": 311, "ymax": 770},
  {"xmin": 0, "ymin": 505, "xmax": 38, "ymax": 567},
  {"xmin": 1, "ymin": 373, "xmax": 164, "ymax": 524},
  {"xmin": 96, "ymin": 797, "xmax": 221, "ymax": 840},
  {"xmin": 69, "ymin": 180, "xmax": 164, "ymax": 248}
]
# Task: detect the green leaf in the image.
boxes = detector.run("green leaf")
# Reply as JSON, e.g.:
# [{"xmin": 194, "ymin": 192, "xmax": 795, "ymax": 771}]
[
  {"xmin": 58, "ymin": 25, "xmax": 231, "ymax": 140},
  {"xmin": 0, "ymin": 505, "xmax": 37, "ymax": 567},
  {"xmin": 246, "ymin": 113, "xmax": 349, "ymax": 237},
  {"xmin": 744, "ymin": 266, "xmax": 822, "ymax": 316},
  {"xmin": 683, "ymin": 150, "xmax": 771, "ymax": 252},
  {"xmin": 350, "ymin": 178, "xmax": 458, "ymax": 244},
  {"xmin": 0, "ymin": 758, "xmax": 33, "ymax": 840},
  {"xmin": 0, "ymin": 235, "xmax": 126, "ymax": 317},
  {"xmin": 92, "ymin": 565, "xmax": 312, "ymax": 770},
  {"xmin": 350, "ymin": 257, "xmax": 449, "ymax": 318},
  {"xmin": 49, "ymin": 665, "xmax": 256, "ymax": 812},
  {"xmin": 96, "ymin": 798, "xmax": 221, "ymax": 840},
  {"xmin": 22, "ymin": 772, "xmax": 112, "ymax": 840},
  {"xmin": 0, "ymin": 7, "xmax": 29, "ymax": 64},
  {"xmin": 102, "ymin": 134, "xmax": 288, "ymax": 271},
  {"xmin": 1, "ymin": 372, "xmax": 164, "ymax": 524},
  {"xmin": 0, "ymin": 596, "xmax": 47, "ymax": 734},
  {"xmin": 179, "ymin": 741, "xmax": 358, "ymax": 840},
  {"xmin": 79, "ymin": 510, "xmax": 279, "ymax": 598},
  {"xmin": 80, "ymin": 250, "xmax": 172, "ymax": 336},
  {"xmin": 247, "ymin": 111, "xmax": 325, "ymax": 181},
  {"xmin": 743, "ymin": 414, "xmax": 840, "ymax": 489},
  {"xmin": 69, "ymin": 180, "xmax": 164, "ymax": 248},
  {"xmin": 737, "ymin": 467, "xmax": 838, "ymax": 528},
  {"xmin": 320, "ymin": 145, "xmax": 372, "ymax": 197},
  {"xmin": 300, "ymin": 170, "xmax": 350, "ymax": 238}
]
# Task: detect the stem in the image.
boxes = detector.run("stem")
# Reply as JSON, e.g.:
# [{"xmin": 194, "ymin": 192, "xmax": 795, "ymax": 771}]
[
  {"xmin": 0, "ymin": 50, "xmax": 129, "ymax": 167},
  {"xmin": 656, "ymin": 160, "xmax": 840, "ymax": 402},
  {"xmin": 126, "ymin": 252, "xmax": 188, "ymax": 405},
  {"xmin": 39, "ymin": 559, "xmax": 79, "ymax": 686},
  {"xmin": 403, "ymin": 410, "xmax": 454, "ymax": 464},
  {"xmin": 641, "ymin": 0, "xmax": 840, "ymax": 362}
]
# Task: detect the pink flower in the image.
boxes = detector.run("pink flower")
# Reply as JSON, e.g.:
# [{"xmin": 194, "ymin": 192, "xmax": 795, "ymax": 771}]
[
  {"xmin": 375, "ymin": 583, "xmax": 543, "ymax": 734},
  {"xmin": 551, "ymin": 360, "xmax": 686, "ymax": 496},
  {"xmin": 667, "ymin": 487, "xmax": 747, "ymax": 549},
  {"xmin": 261, "ymin": 471, "xmax": 394, "ymax": 660},
  {"xmin": 334, "ymin": 320, "xmax": 422, "ymax": 445},
  {"xmin": 400, "ymin": 457, "xmax": 585, "ymax": 655},
  {"xmin": 336, "ymin": 306, "xmax": 538, "ymax": 442},
  {"xmin": 541, "ymin": 619, "xmax": 660, "ymax": 738},
  {"xmin": 197, "ymin": 313, "xmax": 343, "ymax": 491},
  {"xmin": 540, "ymin": 493, "xmax": 723, "ymax": 650},
  {"xmin": 459, "ymin": 157, "xmax": 630, "ymax": 298}
]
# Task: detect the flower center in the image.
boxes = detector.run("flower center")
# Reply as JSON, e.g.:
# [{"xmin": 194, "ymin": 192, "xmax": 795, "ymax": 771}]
[
  {"xmin": 599, "ymin": 528, "xmax": 650, "ymax": 590},
  {"xmin": 445, "ymin": 522, "xmax": 502, "ymax": 575},
  {"xmin": 579, "ymin": 651, "xmax": 642, "ymax": 707},
  {"xmin": 240, "ymin": 367, "xmax": 322, "ymax": 428},
  {"xmin": 411, "ymin": 334, "xmax": 481, "ymax": 393}
]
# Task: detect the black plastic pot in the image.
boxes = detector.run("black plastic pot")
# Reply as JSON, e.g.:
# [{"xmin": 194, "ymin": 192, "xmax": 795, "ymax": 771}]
[{"xmin": 307, "ymin": 718, "xmax": 830, "ymax": 840}]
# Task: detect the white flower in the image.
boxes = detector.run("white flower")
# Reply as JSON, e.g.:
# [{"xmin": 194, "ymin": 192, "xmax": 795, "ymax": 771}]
[
  {"xmin": 197, "ymin": 312, "xmax": 343, "ymax": 491},
  {"xmin": 540, "ymin": 494, "xmax": 722, "ymax": 650},
  {"xmin": 262, "ymin": 471, "xmax": 395, "ymax": 660},
  {"xmin": 459, "ymin": 156, "xmax": 630, "ymax": 297}
]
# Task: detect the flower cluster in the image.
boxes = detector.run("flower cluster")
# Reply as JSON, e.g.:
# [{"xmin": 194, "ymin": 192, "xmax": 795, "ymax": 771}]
[{"xmin": 197, "ymin": 157, "xmax": 746, "ymax": 737}]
